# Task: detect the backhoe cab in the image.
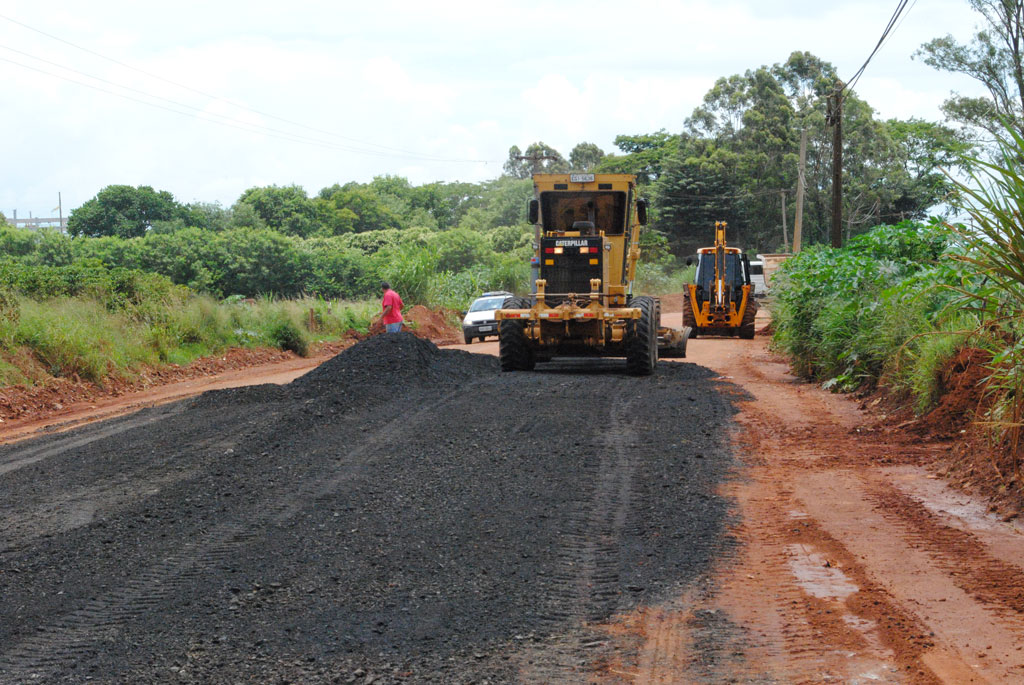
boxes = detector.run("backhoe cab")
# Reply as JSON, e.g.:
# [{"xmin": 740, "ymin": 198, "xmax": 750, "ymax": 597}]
[
  {"xmin": 683, "ymin": 221, "xmax": 758, "ymax": 339},
  {"xmin": 495, "ymin": 173, "xmax": 688, "ymax": 375}
]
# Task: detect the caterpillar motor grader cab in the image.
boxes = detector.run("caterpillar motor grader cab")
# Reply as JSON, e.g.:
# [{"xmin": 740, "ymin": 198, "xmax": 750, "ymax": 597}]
[
  {"xmin": 683, "ymin": 221, "xmax": 757, "ymax": 339},
  {"xmin": 495, "ymin": 173, "xmax": 688, "ymax": 375}
]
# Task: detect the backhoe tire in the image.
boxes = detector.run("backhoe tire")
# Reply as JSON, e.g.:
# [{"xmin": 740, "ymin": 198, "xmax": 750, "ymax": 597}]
[
  {"xmin": 499, "ymin": 297, "xmax": 535, "ymax": 371},
  {"xmin": 625, "ymin": 295, "xmax": 657, "ymax": 376},
  {"xmin": 682, "ymin": 295, "xmax": 699, "ymax": 338},
  {"xmin": 739, "ymin": 297, "xmax": 758, "ymax": 339}
]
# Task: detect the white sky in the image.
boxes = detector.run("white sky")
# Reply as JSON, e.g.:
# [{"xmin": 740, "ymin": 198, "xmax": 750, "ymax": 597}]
[{"xmin": 1, "ymin": 0, "xmax": 990, "ymax": 218}]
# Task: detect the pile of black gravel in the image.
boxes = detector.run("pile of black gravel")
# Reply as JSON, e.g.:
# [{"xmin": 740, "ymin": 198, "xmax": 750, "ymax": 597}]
[
  {"xmin": 0, "ymin": 336, "xmax": 740, "ymax": 685},
  {"xmin": 190, "ymin": 332, "xmax": 500, "ymax": 415},
  {"xmin": 291, "ymin": 331, "xmax": 499, "ymax": 396}
]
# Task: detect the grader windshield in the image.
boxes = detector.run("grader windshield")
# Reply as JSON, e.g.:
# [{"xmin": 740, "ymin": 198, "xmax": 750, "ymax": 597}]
[{"xmin": 540, "ymin": 191, "xmax": 627, "ymax": 234}]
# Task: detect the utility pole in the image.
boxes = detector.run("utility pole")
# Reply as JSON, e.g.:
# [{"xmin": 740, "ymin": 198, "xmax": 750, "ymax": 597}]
[
  {"xmin": 793, "ymin": 128, "xmax": 806, "ymax": 253},
  {"xmin": 827, "ymin": 81, "xmax": 844, "ymax": 249},
  {"xmin": 780, "ymin": 190, "xmax": 788, "ymax": 249}
]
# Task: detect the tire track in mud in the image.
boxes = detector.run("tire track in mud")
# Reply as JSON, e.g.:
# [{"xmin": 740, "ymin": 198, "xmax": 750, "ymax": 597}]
[
  {"xmin": 0, "ymin": 521, "xmax": 252, "ymax": 683},
  {"xmin": 0, "ymin": 383, "xmax": 475, "ymax": 683},
  {"xmin": 517, "ymin": 402, "xmax": 641, "ymax": 683},
  {"xmin": 621, "ymin": 344, "xmax": 929, "ymax": 684},
  {"xmin": 866, "ymin": 479, "xmax": 1024, "ymax": 617}
]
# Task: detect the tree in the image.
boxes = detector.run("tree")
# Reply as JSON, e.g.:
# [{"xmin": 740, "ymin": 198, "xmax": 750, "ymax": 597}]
[
  {"xmin": 654, "ymin": 52, "xmax": 964, "ymax": 254},
  {"xmin": 448, "ymin": 176, "xmax": 533, "ymax": 231},
  {"xmin": 234, "ymin": 185, "xmax": 320, "ymax": 237},
  {"xmin": 886, "ymin": 118, "xmax": 971, "ymax": 213},
  {"xmin": 317, "ymin": 185, "xmax": 401, "ymax": 234},
  {"xmin": 595, "ymin": 131, "xmax": 680, "ymax": 184},
  {"xmin": 184, "ymin": 202, "xmax": 231, "ymax": 232},
  {"xmin": 917, "ymin": 0, "xmax": 1024, "ymax": 139},
  {"xmin": 569, "ymin": 142, "xmax": 605, "ymax": 171},
  {"xmin": 67, "ymin": 185, "xmax": 186, "ymax": 239},
  {"xmin": 654, "ymin": 142, "xmax": 747, "ymax": 254},
  {"xmin": 503, "ymin": 142, "xmax": 569, "ymax": 178}
]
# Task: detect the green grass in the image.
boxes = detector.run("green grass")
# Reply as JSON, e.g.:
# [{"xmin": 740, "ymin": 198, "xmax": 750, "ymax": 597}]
[
  {"xmin": 0, "ymin": 357, "xmax": 31, "ymax": 385},
  {"xmin": 16, "ymin": 298, "xmax": 156, "ymax": 382},
  {"xmin": 0, "ymin": 292, "xmax": 379, "ymax": 387},
  {"xmin": 884, "ymin": 311, "xmax": 978, "ymax": 413}
]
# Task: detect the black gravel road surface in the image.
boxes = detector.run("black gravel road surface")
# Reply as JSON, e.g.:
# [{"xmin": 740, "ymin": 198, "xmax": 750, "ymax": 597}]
[{"xmin": 0, "ymin": 333, "xmax": 740, "ymax": 684}]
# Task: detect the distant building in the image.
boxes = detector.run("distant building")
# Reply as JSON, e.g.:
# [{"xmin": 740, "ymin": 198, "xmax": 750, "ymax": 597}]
[{"xmin": 9, "ymin": 210, "xmax": 68, "ymax": 231}]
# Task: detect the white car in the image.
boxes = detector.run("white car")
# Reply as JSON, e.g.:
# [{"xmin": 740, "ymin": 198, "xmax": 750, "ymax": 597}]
[{"xmin": 462, "ymin": 291, "xmax": 513, "ymax": 344}]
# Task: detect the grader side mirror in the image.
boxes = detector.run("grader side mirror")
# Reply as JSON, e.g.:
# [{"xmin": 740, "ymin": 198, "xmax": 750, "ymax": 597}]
[
  {"xmin": 636, "ymin": 198, "xmax": 648, "ymax": 225},
  {"xmin": 686, "ymin": 256, "xmax": 693, "ymax": 266},
  {"xmin": 527, "ymin": 199, "xmax": 539, "ymax": 224}
]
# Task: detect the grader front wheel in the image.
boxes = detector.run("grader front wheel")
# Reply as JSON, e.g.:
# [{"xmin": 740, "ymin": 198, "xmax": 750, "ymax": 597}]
[{"xmin": 498, "ymin": 297, "xmax": 536, "ymax": 371}]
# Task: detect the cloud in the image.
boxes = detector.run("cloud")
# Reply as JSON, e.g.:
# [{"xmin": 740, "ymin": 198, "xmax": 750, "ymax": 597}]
[{"xmin": 0, "ymin": 0, "xmax": 996, "ymax": 215}]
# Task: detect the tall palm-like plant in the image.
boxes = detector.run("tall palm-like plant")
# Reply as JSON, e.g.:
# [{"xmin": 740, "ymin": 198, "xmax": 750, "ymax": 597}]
[{"xmin": 948, "ymin": 124, "xmax": 1024, "ymax": 476}]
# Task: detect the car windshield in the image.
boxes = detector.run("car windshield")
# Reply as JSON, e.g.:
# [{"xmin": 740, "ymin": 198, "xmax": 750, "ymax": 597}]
[{"xmin": 469, "ymin": 297, "xmax": 507, "ymax": 312}]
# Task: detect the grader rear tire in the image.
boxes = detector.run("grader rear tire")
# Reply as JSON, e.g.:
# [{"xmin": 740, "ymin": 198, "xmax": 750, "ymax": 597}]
[
  {"xmin": 499, "ymin": 297, "xmax": 535, "ymax": 371},
  {"xmin": 626, "ymin": 295, "xmax": 657, "ymax": 376}
]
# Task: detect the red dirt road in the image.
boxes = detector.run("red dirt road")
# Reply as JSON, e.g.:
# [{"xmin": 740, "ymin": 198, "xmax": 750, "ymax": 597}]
[
  {"xmin": 460, "ymin": 310, "xmax": 1024, "ymax": 683},
  {"xmin": 597, "ymin": 309, "xmax": 1024, "ymax": 683},
  {"xmin": 4, "ymin": 304, "xmax": 1023, "ymax": 682}
]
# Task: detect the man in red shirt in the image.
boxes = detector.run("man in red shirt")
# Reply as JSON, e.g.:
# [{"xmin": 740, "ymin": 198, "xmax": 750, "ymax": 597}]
[{"xmin": 379, "ymin": 281, "xmax": 404, "ymax": 333}]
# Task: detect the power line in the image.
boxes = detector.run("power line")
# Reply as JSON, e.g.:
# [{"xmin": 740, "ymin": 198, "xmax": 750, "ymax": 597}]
[
  {"xmin": 0, "ymin": 46, "xmax": 493, "ymax": 162},
  {"xmin": 0, "ymin": 12, "xmax": 499, "ymax": 165},
  {"xmin": 877, "ymin": 0, "xmax": 920, "ymax": 57},
  {"xmin": 0, "ymin": 47, "xmax": 399, "ymax": 158},
  {"xmin": 0, "ymin": 54, "xmax": 445, "ymax": 160},
  {"xmin": 843, "ymin": 0, "xmax": 913, "ymax": 96}
]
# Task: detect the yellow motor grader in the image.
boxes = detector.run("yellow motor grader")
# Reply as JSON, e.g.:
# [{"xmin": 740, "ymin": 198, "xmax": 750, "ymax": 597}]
[
  {"xmin": 683, "ymin": 221, "xmax": 757, "ymax": 339},
  {"xmin": 495, "ymin": 173, "xmax": 689, "ymax": 375}
]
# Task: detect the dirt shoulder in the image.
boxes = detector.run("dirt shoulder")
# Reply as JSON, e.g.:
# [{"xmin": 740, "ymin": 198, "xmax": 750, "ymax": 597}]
[{"xmin": 0, "ymin": 304, "xmax": 462, "ymax": 444}]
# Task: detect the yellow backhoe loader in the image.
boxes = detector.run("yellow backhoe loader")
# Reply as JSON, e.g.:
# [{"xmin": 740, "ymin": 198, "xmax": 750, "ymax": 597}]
[{"xmin": 683, "ymin": 221, "xmax": 758, "ymax": 339}]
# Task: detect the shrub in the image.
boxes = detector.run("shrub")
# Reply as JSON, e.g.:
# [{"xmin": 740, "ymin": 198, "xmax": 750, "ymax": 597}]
[
  {"xmin": 635, "ymin": 263, "xmax": 695, "ymax": 295},
  {"xmin": 267, "ymin": 316, "xmax": 309, "ymax": 356},
  {"xmin": 375, "ymin": 244, "xmax": 436, "ymax": 306},
  {"xmin": 771, "ymin": 220, "xmax": 959, "ymax": 394}
]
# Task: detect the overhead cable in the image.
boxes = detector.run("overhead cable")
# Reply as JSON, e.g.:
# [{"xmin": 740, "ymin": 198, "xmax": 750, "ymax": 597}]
[{"xmin": 843, "ymin": 0, "xmax": 912, "ymax": 96}]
